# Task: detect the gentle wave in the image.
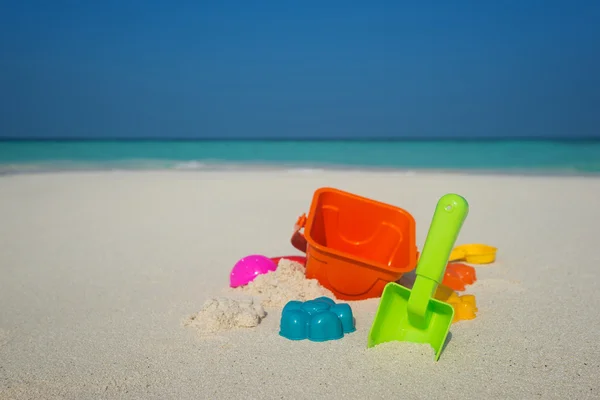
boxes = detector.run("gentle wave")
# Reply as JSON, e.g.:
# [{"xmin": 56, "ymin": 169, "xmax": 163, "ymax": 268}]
[
  {"xmin": 0, "ymin": 159, "xmax": 336, "ymax": 175},
  {"xmin": 1, "ymin": 159, "xmax": 599, "ymax": 177}
]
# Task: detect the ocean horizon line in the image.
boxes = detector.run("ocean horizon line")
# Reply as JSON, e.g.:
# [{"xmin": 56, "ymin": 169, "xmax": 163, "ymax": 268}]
[{"xmin": 1, "ymin": 137, "xmax": 599, "ymax": 143}]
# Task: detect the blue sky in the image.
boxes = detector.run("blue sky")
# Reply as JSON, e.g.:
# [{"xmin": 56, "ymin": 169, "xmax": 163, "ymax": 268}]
[{"xmin": 0, "ymin": 0, "xmax": 599, "ymax": 139}]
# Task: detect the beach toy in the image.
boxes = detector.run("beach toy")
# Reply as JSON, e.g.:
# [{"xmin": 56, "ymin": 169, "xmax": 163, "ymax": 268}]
[
  {"xmin": 290, "ymin": 187, "xmax": 418, "ymax": 301},
  {"xmin": 270, "ymin": 256, "xmax": 307, "ymax": 265},
  {"xmin": 442, "ymin": 262, "xmax": 477, "ymax": 291},
  {"xmin": 279, "ymin": 296, "xmax": 356, "ymax": 342},
  {"xmin": 291, "ymin": 214, "xmax": 308, "ymax": 253},
  {"xmin": 229, "ymin": 255, "xmax": 278, "ymax": 288},
  {"xmin": 368, "ymin": 193, "xmax": 469, "ymax": 361},
  {"xmin": 449, "ymin": 244, "xmax": 497, "ymax": 264},
  {"xmin": 434, "ymin": 284, "xmax": 478, "ymax": 323}
]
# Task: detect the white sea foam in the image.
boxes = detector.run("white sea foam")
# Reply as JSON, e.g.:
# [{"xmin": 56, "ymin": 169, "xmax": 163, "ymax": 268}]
[{"xmin": 1, "ymin": 159, "xmax": 598, "ymax": 177}]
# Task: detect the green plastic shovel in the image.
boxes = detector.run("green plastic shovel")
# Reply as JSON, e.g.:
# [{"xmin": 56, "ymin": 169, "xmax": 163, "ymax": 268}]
[{"xmin": 367, "ymin": 193, "xmax": 469, "ymax": 361}]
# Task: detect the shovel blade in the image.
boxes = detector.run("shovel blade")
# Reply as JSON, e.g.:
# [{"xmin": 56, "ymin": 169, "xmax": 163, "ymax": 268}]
[{"xmin": 367, "ymin": 282, "xmax": 454, "ymax": 361}]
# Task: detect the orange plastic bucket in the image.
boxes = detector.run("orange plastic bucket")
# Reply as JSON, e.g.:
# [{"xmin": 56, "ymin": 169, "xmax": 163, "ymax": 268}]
[{"xmin": 291, "ymin": 187, "xmax": 418, "ymax": 300}]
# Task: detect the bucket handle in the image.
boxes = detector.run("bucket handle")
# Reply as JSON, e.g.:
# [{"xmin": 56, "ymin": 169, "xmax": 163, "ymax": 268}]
[{"xmin": 291, "ymin": 213, "xmax": 308, "ymax": 253}]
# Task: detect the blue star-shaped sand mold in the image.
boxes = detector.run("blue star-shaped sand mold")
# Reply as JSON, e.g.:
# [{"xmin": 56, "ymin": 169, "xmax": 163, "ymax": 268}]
[{"xmin": 279, "ymin": 296, "xmax": 356, "ymax": 342}]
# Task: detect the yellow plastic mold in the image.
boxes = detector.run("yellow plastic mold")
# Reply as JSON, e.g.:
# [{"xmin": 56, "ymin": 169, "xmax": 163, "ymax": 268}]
[
  {"xmin": 449, "ymin": 244, "xmax": 497, "ymax": 264},
  {"xmin": 434, "ymin": 284, "xmax": 478, "ymax": 323}
]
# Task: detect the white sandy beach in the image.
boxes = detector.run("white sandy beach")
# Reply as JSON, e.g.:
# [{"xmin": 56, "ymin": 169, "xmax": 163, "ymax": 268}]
[{"xmin": 1, "ymin": 169, "xmax": 600, "ymax": 399}]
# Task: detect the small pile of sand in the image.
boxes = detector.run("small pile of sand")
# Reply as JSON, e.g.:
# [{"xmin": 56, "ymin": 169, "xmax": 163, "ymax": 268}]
[
  {"xmin": 183, "ymin": 297, "xmax": 266, "ymax": 333},
  {"xmin": 184, "ymin": 259, "xmax": 334, "ymax": 334},
  {"xmin": 234, "ymin": 258, "xmax": 335, "ymax": 307}
]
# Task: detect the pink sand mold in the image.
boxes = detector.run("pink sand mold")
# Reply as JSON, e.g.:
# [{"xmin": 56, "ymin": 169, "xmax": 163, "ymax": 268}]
[{"xmin": 229, "ymin": 254, "xmax": 278, "ymax": 288}]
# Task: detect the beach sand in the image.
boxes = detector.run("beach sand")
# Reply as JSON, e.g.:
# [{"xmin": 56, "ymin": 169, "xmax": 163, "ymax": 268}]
[{"xmin": 1, "ymin": 169, "xmax": 599, "ymax": 399}]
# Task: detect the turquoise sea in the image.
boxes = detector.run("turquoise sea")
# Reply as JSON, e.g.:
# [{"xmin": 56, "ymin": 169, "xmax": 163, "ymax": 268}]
[{"xmin": 1, "ymin": 140, "xmax": 600, "ymax": 174}]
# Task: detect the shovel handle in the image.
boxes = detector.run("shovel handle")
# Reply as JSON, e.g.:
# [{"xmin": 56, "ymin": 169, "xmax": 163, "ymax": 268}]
[
  {"xmin": 417, "ymin": 194, "xmax": 469, "ymax": 284},
  {"xmin": 408, "ymin": 194, "xmax": 469, "ymax": 322}
]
